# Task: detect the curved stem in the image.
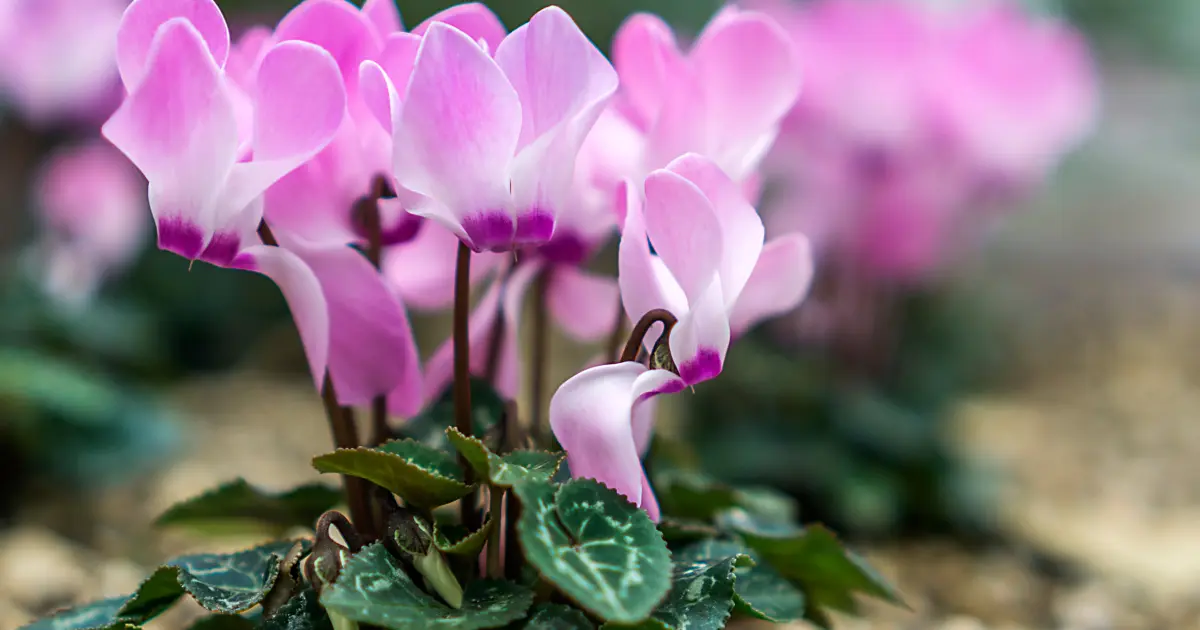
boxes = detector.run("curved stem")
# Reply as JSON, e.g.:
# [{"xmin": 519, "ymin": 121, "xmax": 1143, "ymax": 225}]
[
  {"xmin": 316, "ymin": 510, "xmax": 365, "ymax": 552},
  {"xmin": 454, "ymin": 242, "xmax": 479, "ymax": 530},
  {"xmin": 618, "ymin": 309, "xmax": 678, "ymax": 364}
]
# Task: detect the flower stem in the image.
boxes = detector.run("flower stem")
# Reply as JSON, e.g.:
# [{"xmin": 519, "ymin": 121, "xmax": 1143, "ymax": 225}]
[
  {"xmin": 485, "ymin": 486, "xmax": 504, "ymax": 578},
  {"xmin": 619, "ymin": 309, "xmax": 679, "ymax": 363},
  {"xmin": 357, "ymin": 183, "xmax": 393, "ymax": 448},
  {"xmin": 320, "ymin": 375, "xmax": 374, "ymax": 538},
  {"xmin": 529, "ymin": 269, "xmax": 550, "ymax": 447},
  {"xmin": 454, "ymin": 241, "xmax": 479, "ymax": 530}
]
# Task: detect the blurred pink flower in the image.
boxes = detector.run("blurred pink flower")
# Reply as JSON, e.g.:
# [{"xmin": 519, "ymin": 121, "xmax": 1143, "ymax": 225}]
[
  {"xmin": 752, "ymin": 0, "xmax": 1097, "ymax": 281},
  {"xmin": 34, "ymin": 141, "xmax": 147, "ymax": 304},
  {"xmin": 549, "ymin": 361, "xmax": 685, "ymax": 521},
  {"xmin": 102, "ymin": 0, "xmax": 421, "ymax": 409},
  {"xmin": 620, "ymin": 154, "xmax": 813, "ymax": 386},
  {"xmin": 0, "ymin": 0, "xmax": 125, "ymax": 124}
]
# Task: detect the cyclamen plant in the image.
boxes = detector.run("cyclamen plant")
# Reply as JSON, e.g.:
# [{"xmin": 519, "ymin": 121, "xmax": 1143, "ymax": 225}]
[{"xmin": 25, "ymin": 1, "xmax": 900, "ymax": 629}]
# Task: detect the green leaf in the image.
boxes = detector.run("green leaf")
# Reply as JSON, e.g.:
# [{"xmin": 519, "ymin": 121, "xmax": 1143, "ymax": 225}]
[
  {"xmin": 187, "ymin": 615, "xmax": 256, "ymax": 630},
  {"xmin": 262, "ymin": 589, "xmax": 332, "ymax": 630},
  {"xmin": 736, "ymin": 525, "xmax": 901, "ymax": 622},
  {"xmin": 445, "ymin": 428, "xmax": 563, "ymax": 487},
  {"xmin": 653, "ymin": 470, "xmax": 796, "ymax": 525},
  {"xmin": 121, "ymin": 540, "xmax": 302, "ymax": 616},
  {"xmin": 156, "ymin": 478, "xmax": 342, "ymax": 534},
  {"xmin": 521, "ymin": 604, "xmax": 595, "ymax": 629},
  {"xmin": 312, "ymin": 439, "xmax": 473, "ymax": 508},
  {"xmin": 434, "ymin": 517, "xmax": 496, "ymax": 557},
  {"xmin": 320, "ymin": 543, "xmax": 533, "ymax": 629},
  {"xmin": 678, "ymin": 540, "xmax": 805, "ymax": 623},
  {"xmin": 514, "ymin": 479, "xmax": 671, "ymax": 623},
  {"xmin": 643, "ymin": 554, "xmax": 742, "ymax": 630},
  {"xmin": 656, "ymin": 519, "xmax": 720, "ymax": 544},
  {"xmin": 401, "ymin": 379, "xmax": 506, "ymax": 449},
  {"xmin": 19, "ymin": 596, "xmax": 138, "ymax": 630}
]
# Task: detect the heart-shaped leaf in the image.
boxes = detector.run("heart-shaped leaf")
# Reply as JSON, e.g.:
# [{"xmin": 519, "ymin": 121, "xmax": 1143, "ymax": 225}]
[
  {"xmin": 434, "ymin": 517, "xmax": 496, "ymax": 557},
  {"xmin": 186, "ymin": 615, "xmax": 256, "ymax": 630},
  {"xmin": 312, "ymin": 439, "xmax": 473, "ymax": 508},
  {"xmin": 262, "ymin": 589, "xmax": 332, "ymax": 630},
  {"xmin": 401, "ymin": 379, "xmax": 506, "ymax": 449},
  {"xmin": 320, "ymin": 543, "xmax": 533, "ymax": 629},
  {"xmin": 18, "ymin": 596, "xmax": 136, "ymax": 630},
  {"xmin": 648, "ymin": 553, "xmax": 745, "ymax": 630},
  {"xmin": 736, "ymin": 525, "xmax": 901, "ymax": 624},
  {"xmin": 657, "ymin": 519, "xmax": 720, "ymax": 543},
  {"xmin": 521, "ymin": 603, "xmax": 595, "ymax": 629},
  {"xmin": 121, "ymin": 540, "xmax": 303, "ymax": 616},
  {"xmin": 156, "ymin": 479, "xmax": 342, "ymax": 534},
  {"xmin": 445, "ymin": 428, "xmax": 563, "ymax": 487},
  {"xmin": 678, "ymin": 540, "xmax": 805, "ymax": 623},
  {"xmin": 653, "ymin": 470, "xmax": 798, "ymax": 526},
  {"xmin": 514, "ymin": 479, "xmax": 671, "ymax": 623}
]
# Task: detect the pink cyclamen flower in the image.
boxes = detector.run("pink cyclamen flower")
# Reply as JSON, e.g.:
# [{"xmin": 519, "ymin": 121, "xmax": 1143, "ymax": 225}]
[
  {"xmin": 550, "ymin": 361, "xmax": 685, "ymax": 521},
  {"xmin": 0, "ymin": 0, "xmax": 125, "ymax": 124},
  {"xmin": 374, "ymin": 5, "xmax": 618, "ymax": 253},
  {"xmin": 606, "ymin": 6, "xmax": 802, "ymax": 185},
  {"xmin": 34, "ymin": 140, "xmax": 147, "ymax": 304},
  {"xmin": 620, "ymin": 154, "xmax": 813, "ymax": 386},
  {"xmin": 103, "ymin": 0, "xmax": 421, "ymax": 409}
]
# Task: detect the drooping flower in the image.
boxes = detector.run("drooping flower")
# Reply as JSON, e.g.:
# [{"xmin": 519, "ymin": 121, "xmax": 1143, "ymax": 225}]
[
  {"xmin": 31, "ymin": 141, "xmax": 147, "ymax": 305},
  {"xmin": 620, "ymin": 154, "xmax": 813, "ymax": 386},
  {"xmin": 103, "ymin": 0, "xmax": 421, "ymax": 408},
  {"xmin": 378, "ymin": 5, "xmax": 619, "ymax": 253},
  {"xmin": 0, "ymin": 0, "xmax": 125, "ymax": 124},
  {"xmin": 549, "ymin": 361, "xmax": 684, "ymax": 521}
]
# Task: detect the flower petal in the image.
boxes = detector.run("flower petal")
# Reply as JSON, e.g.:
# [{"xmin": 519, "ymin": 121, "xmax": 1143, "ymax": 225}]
[
  {"xmin": 285, "ymin": 240, "xmax": 423, "ymax": 409},
  {"xmin": 663, "ymin": 154, "xmax": 764, "ymax": 305},
  {"xmin": 219, "ymin": 40, "xmax": 347, "ymax": 220},
  {"xmin": 273, "ymin": 0, "xmax": 380, "ymax": 83},
  {"xmin": 393, "ymin": 22, "xmax": 520, "ymax": 251},
  {"xmin": 549, "ymin": 362, "xmax": 647, "ymax": 508},
  {"xmin": 412, "ymin": 3, "xmax": 507, "ymax": 54},
  {"xmin": 102, "ymin": 18, "xmax": 238, "ymax": 260},
  {"xmin": 359, "ymin": 59, "xmax": 399, "ymax": 137},
  {"xmin": 362, "ymin": 0, "xmax": 402, "ymax": 37},
  {"xmin": 617, "ymin": 179, "xmax": 687, "ymax": 327},
  {"xmin": 116, "ymin": 0, "xmax": 230, "ymax": 88},
  {"xmin": 547, "ymin": 266, "xmax": 620, "ymax": 342},
  {"xmin": 691, "ymin": 10, "xmax": 801, "ymax": 179},
  {"xmin": 232, "ymin": 244, "xmax": 328, "ymax": 391},
  {"xmin": 496, "ymin": 6, "xmax": 618, "ymax": 244},
  {"xmin": 611, "ymin": 12, "xmax": 684, "ymax": 130},
  {"xmin": 669, "ymin": 279, "xmax": 730, "ymax": 386},
  {"xmin": 729, "ymin": 232, "xmax": 813, "ymax": 336},
  {"xmin": 642, "ymin": 168, "xmax": 723, "ymax": 303},
  {"xmin": 383, "ymin": 221, "xmax": 501, "ymax": 311}
]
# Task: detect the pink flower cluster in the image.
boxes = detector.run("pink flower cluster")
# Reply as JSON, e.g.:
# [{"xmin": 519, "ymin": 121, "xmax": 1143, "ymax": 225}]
[{"xmin": 753, "ymin": 0, "xmax": 1098, "ymax": 281}]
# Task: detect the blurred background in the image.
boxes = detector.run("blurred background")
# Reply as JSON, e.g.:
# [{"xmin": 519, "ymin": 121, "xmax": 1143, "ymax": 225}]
[{"xmin": 1, "ymin": 0, "xmax": 1198, "ymax": 628}]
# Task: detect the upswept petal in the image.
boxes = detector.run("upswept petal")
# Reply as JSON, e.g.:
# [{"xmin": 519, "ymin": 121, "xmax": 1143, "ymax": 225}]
[
  {"xmin": 549, "ymin": 362, "xmax": 648, "ymax": 509},
  {"xmin": 358, "ymin": 60, "xmax": 399, "ymax": 138},
  {"xmin": 611, "ymin": 12, "xmax": 684, "ymax": 130},
  {"xmin": 669, "ymin": 279, "xmax": 730, "ymax": 386},
  {"xmin": 617, "ymin": 180, "xmax": 687, "ymax": 327},
  {"xmin": 630, "ymin": 368, "xmax": 685, "ymax": 455},
  {"xmin": 495, "ymin": 6, "xmax": 618, "ymax": 245},
  {"xmin": 547, "ymin": 267, "xmax": 620, "ymax": 342},
  {"xmin": 412, "ymin": 3, "xmax": 507, "ymax": 54},
  {"xmin": 102, "ymin": 18, "xmax": 238, "ymax": 260},
  {"xmin": 219, "ymin": 40, "xmax": 346, "ymax": 222},
  {"xmin": 375, "ymin": 32, "xmax": 422, "ymax": 100},
  {"xmin": 362, "ymin": 0, "xmax": 402, "ymax": 37},
  {"xmin": 283, "ymin": 239, "xmax": 422, "ymax": 410},
  {"xmin": 690, "ymin": 10, "xmax": 802, "ymax": 179},
  {"xmin": 116, "ymin": 0, "xmax": 230, "ymax": 88},
  {"xmin": 663, "ymin": 154, "xmax": 765, "ymax": 305},
  {"xmin": 225, "ymin": 26, "xmax": 271, "ymax": 90},
  {"xmin": 728, "ymin": 233, "xmax": 813, "ymax": 336},
  {"xmin": 393, "ymin": 22, "xmax": 520, "ymax": 251},
  {"xmin": 231, "ymin": 244, "xmax": 329, "ymax": 391},
  {"xmin": 272, "ymin": 0, "xmax": 380, "ymax": 84},
  {"xmin": 642, "ymin": 168, "xmax": 723, "ymax": 303}
]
